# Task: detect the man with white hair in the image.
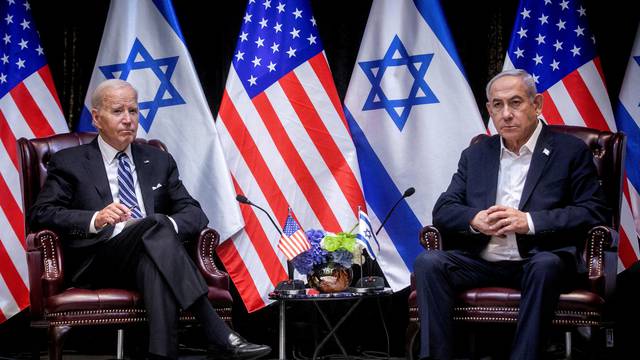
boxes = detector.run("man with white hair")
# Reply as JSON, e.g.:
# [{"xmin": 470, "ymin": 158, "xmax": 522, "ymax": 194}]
[{"xmin": 30, "ymin": 79, "xmax": 271, "ymax": 360}]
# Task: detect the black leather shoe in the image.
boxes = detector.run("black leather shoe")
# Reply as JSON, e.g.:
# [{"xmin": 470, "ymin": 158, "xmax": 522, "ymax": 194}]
[{"xmin": 209, "ymin": 331, "xmax": 271, "ymax": 360}]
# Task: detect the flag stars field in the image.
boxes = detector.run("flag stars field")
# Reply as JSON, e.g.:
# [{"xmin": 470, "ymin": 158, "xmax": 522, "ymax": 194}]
[{"xmin": 232, "ymin": 0, "xmax": 323, "ymax": 97}]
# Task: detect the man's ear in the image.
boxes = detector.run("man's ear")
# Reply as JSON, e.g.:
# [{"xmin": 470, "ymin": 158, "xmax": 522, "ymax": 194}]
[
  {"xmin": 91, "ymin": 109, "xmax": 100, "ymax": 130},
  {"xmin": 533, "ymin": 94, "xmax": 543, "ymax": 115}
]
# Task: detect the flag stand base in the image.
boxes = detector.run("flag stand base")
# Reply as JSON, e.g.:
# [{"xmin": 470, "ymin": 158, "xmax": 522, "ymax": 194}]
[
  {"xmin": 274, "ymin": 279, "xmax": 306, "ymax": 295},
  {"xmin": 352, "ymin": 276, "xmax": 385, "ymax": 293}
]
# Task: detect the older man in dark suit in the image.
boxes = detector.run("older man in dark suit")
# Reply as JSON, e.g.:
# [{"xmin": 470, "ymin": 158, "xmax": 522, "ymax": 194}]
[
  {"xmin": 29, "ymin": 79, "xmax": 270, "ymax": 360},
  {"xmin": 414, "ymin": 69, "xmax": 611, "ymax": 360}
]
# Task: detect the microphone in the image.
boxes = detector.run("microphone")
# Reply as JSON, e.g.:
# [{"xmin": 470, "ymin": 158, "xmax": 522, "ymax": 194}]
[
  {"xmin": 236, "ymin": 194, "xmax": 283, "ymax": 237},
  {"xmin": 354, "ymin": 187, "xmax": 415, "ymax": 292},
  {"xmin": 235, "ymin": 194, "xmax": 304, "ymax": 293},
  {"xmin": 235, "ymin": 194, "xmax": 251, "ymax": 205},
  {"xmin": 375, "ymin": 187, "xmax": 415, "ymax": 235}
]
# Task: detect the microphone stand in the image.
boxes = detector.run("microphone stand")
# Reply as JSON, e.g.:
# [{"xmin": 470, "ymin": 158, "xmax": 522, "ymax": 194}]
[
  {"xmin": 236, "ymin": 195, "xmax": 305, "ymax": 294},
  {"xmin": 353, "ymin": 188, "xmax": 416, "ymax": 292},
  {"xmin": 353, "ymin": 253, "xmax": 385, "ymax": 292}
]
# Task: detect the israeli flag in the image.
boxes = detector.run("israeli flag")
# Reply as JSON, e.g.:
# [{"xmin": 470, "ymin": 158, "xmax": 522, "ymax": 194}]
[
  {"xmin": 77, "ymin": 0, "xmax": 242, "ymax": 241},
  {"xmin": 357, "ymin": 209, "xmax": 380, "ymax": 260},
  {"xmin": 615, "ymin": 24, "xmax": 640, "ymax": 264},
  {"xmin": 344, "ymin": 0, "xmax": 486, "ymax": 290}
]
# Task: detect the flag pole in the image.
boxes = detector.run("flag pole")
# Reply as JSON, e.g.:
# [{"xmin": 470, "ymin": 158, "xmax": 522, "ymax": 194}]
[
  {"xmin": 353, "ymin": 208, "xmax": 385, "ymax": 293},
  {"xmin": 275, "ymin": 207, "xmax": 305, "ymax": 294}
]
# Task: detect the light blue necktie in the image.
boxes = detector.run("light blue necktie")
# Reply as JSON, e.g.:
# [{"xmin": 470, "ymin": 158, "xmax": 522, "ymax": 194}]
[{"xmin": 116, "ymin": 152, "xmax": 143, "ymax": 219}]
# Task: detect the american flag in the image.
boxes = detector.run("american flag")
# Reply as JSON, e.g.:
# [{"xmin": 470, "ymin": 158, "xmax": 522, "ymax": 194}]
[
  {"xmin": 0, "ymin": 0, "xmax": 67, "ymax": 322},
  {"xmin": 615, "ymin": 25, "xmax": 640, "ymax": 269},
  {"xmin": 216, "ymin": 0, "xmax": 365, "ymax": 311},
  {"xmin": 503, "ymin": 0, "xmax": 638, "ymax": 269},
  {"xmin": 279, "ymin": 211, "xmax": 310, "ymax": 261}
]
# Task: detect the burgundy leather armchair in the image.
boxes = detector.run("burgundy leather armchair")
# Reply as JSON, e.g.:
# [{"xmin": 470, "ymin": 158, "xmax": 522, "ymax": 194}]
[
  {"xmin": 18, "ymin": 132, "xmax": 233, "ymax": 360},
  {"xmin": 406, "ymin": 125, "xmax": 626, "ymax": 359}
]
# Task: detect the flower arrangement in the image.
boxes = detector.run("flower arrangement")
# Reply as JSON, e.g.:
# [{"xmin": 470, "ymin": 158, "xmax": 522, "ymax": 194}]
[{"xmin": 291, "ymin": 229, "xmax": 364, "ymax": 275}]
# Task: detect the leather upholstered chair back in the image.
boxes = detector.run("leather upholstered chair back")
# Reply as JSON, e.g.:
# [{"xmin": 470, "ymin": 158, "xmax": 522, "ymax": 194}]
[{"xmin": 544, "ymin": 125, "xmax": 625, "ymax": 229}]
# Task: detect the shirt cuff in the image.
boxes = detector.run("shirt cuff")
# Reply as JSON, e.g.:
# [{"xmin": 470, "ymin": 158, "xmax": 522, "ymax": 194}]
[
  {"xmin": 526, "ymin": 213, "xmax": 535, "ymax": 235},
  {"xmin": 469, "ymin": 225, "xmax": 480, "ymax": 234},
  {"xmin": 167, "ymin": 215, "xmax": 178, "ymax": 233},
  {"xmin": 89, "ymin": 212, "xmax": 99, "ymax": 234}
]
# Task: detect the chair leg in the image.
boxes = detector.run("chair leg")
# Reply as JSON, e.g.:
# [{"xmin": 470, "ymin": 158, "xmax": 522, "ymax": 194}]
[
  {"xmin": 30, "ymin": 326, "xmax": 44, "ymax": 360},
  {"xmin": 564, "ymin": 331, "xmax": 572, "ymax": 359},
  {"xmin": 116, "ymin": 329, "xmax": 125, "ymax": 359},
  {"xmin": 468, "ymin": 330, "xmax": 478, "ymax": 360},
  {"xmin": 405, "ymin": 321, "xmax": 420, "ymax": 360},
  {"xmin": 49, "ymin": 325, "xmax": 71, "ymax": 360}
]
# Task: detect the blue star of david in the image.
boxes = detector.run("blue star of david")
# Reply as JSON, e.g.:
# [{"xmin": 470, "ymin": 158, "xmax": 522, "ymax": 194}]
[
  {"xmin": 364, "ymin": 229, "xmax": 373, "ymax": 240},
  {"xmin": 359, "ymin": 35, "xmax": 439, "ymax": 131},
  {"xmin": 99, "ymin": 38, "xmax": 185, "ymax": 132}
]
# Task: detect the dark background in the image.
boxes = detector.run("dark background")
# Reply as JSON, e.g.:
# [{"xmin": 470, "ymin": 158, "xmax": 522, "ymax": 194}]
[{"xmin": 1, "ymin": 0, "xmax": 638, "ymax": 358}]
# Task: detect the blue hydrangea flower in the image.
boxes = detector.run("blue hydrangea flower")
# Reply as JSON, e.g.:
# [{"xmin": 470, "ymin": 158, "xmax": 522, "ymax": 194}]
[
  {"xmin": 330, "ymin": 249, "xmax": 353, "ymax": 268},
  {"xmin": 291, "ymin": 229, "xmax": 329, "ymax": 274}
]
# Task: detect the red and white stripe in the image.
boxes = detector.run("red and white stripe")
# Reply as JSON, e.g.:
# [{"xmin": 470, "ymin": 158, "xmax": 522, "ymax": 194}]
[
  {"xmin": 278, "ymin": 228, "xmax": 310, "ymax": 261},
  {"xmin": 502, "ymin": 56, "xmax": 639, "ymax": 270},
  {"xmin": 216, "ymin": 52, "xmax": 365, "ymax": 311},
  {"xmin": 0, "ymin": 66, "xmax": 68, "ymax": 322}
]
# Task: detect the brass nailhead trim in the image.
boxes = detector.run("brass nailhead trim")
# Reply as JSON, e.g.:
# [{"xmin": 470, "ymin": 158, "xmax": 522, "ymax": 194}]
[{"xmin": 41, "ymin": 233, "xmax": 59, "ymax": 278}]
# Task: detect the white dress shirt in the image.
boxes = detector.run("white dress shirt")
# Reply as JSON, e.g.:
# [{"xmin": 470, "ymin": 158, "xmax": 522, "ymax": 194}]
[
  {"xmin": 480, "ymin": 120, "xmax": 541, "ymax": 262},
  {"xmin": 89, "ymin": 136, "xmax": 148, "ymax": 237}
]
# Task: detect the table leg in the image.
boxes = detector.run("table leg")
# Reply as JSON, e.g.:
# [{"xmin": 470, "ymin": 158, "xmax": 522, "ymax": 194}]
[
  {"xmin": 376, "ymin": 298, "xmax": 390, "ymax": 359},
  {"xmin": 279, "ymin": 301, "xmax": 286, "ymax": 360},
  {"xmin": 312, "ymin": 298, "xmax": 363, "ymax": 360}
]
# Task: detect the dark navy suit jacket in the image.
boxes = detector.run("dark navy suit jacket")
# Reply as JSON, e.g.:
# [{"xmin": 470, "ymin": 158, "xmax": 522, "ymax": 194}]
[
  {"xmin": 432, "ymin": 125, "xmax": 611, "ymax": 273},
  {"xmin": 29, "ymin": 137, "xmax": 208, "ymax": 248}
]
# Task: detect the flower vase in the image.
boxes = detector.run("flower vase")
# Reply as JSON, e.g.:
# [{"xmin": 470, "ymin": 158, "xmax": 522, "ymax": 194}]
[{"xmin": 307, "ymin": 262, "xmax": 353, "ymax": 293}]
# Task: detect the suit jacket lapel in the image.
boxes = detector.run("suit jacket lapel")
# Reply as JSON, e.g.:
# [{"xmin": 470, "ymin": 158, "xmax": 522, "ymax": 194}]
[
  {"xmin": 519, "ymin": 126, "xmax": 553, "ymax": 209},
  {"xmin": 132, "ymin": 143, "xmax": 155, "ymax": 215},
  {"xmin": 85, "ymin": 139, "xmax": 112, "ymax": 203},
  {"xmin": 484, "ymin": 136, "xmax": 501, "ymax": 208}
]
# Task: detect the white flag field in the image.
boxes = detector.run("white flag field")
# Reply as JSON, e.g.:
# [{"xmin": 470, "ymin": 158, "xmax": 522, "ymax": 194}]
[
  {"xmin": 77, "ymin": 0, "xmax": 242, "ymax": 241},
  {"xmin": 344, "ymin": 0, "xmax": 486, "ymax": 291}
]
